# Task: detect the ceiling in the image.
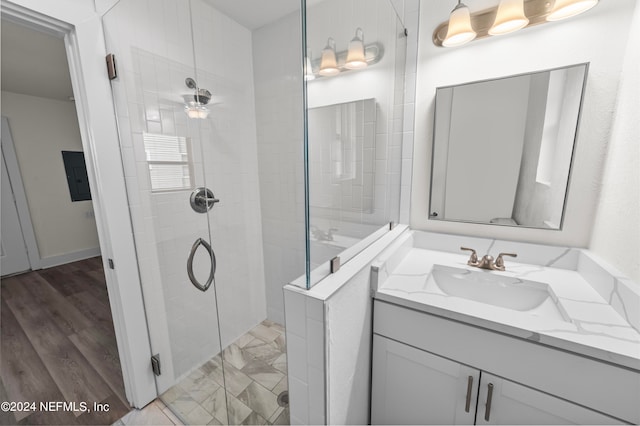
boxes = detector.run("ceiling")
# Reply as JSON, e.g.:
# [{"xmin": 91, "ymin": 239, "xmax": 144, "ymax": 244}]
[
  {"xmin": 205, "ymin": 0, "xmax": 323, "ymax": 30},
  {"xmin": 1, "ymin": 19, "xmax": 74, "ymax": 101}
]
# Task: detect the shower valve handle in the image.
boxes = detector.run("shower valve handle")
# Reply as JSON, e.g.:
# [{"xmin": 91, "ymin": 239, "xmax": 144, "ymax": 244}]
[
  {"xmin": 197, "ymin": 195, "xmax": 220, "ymax": 204},
  {"xmin": 190, "ymin": 187, "xmax": 219, "ymax": 213}
]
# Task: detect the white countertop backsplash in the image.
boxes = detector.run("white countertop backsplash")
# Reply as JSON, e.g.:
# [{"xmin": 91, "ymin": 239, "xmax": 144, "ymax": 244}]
[{"xmin": 371, "ymin": 230, "xmax": 640, "ymax": 371}]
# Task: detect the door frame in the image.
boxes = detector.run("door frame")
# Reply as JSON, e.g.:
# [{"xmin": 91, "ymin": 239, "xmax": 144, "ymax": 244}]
[
  {"xmin": 1, "ymin": 0, "xmax": 157, "ymax": 407},
  {"xmin": 1, "ymin": 116, "xmax": 41, "ymax": 271}
]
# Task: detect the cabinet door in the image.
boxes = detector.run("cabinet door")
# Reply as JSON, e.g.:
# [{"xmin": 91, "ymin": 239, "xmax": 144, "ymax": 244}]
[
  {"xmin": 476, "ymin": 373, "xmax": 624, "ymax": 425},
  {"xmin": 371, "ymin": 334, "xmax": 480, "ymax": 425}
]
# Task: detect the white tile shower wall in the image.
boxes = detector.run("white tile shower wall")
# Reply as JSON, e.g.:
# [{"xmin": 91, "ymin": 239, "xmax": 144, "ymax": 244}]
[
  {"xmin": 252, "ymin": 9, "xmax": 306, "ymax": 323},
  {"xmin": 306, "ymin": 0, "xmax": 405, "ymax": 233},
  {"xmin": 283, "ymin": 289, "xmax": 326, "ymax": 425},
  {"xmin": 398, "ymin": 0, "xmax": 420, "ymax": 224},
  {"xmin": 102, "ymin": 0, "xmax": 266, "ymax": 387}
]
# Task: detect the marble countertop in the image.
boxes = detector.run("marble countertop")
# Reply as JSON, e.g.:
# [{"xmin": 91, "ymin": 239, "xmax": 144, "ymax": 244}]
[{"xmin": 375, "ymin": 246, "xmax": 640, "ymax": 371}]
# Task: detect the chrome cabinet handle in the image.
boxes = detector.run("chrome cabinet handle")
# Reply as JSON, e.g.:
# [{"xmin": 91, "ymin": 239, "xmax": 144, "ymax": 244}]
[
  {"xmin": 465, "ymin": 375, "xmax": 474, "ymax": 413},
  {"xmin": 484, "ymin": 383, "xmax": 494, "ymax": 421},
  {"xmin": 187, "ymin": 238, "xmax": 216, "ymax": 292}
]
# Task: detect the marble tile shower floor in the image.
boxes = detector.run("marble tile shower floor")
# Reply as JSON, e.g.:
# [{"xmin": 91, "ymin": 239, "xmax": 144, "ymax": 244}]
[{"xmin": 160, "ymin": 320, "xmax": 289, "ymax": 425}]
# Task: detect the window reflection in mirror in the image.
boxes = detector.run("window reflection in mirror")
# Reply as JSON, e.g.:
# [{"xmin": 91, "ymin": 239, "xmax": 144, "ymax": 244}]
[
  {"xmin": 308, "ymin": 98, "xmax": 376, "ymax": 214},
  {"xmin": 429, "ymin": 63, "xmax": 588, "ymax": 229}
]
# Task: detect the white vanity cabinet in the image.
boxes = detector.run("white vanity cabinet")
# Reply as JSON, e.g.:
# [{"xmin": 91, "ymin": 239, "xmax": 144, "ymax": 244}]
[
  {"xmin": 371, "ymin": 300, "xmax": 637, "ymax": 425},
  {"xmin": 371, "ymin": 334, "xmax": 479, "ymax": 425},
  {"xmin": 371, "ymin": 335, "xmax": 620, "ymax": 425}
]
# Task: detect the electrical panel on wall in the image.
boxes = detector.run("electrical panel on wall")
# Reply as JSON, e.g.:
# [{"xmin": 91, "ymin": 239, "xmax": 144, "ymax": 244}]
[{"xmin": 61, "ymin": 151, "xmax": 92, "ymax": 202}]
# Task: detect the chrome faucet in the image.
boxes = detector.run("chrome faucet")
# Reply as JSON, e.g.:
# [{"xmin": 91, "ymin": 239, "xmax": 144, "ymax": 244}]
[
  {"xmin": 460, "ymin": 247, "xmax": 517, "ymax": 271},
  {"xmin": 311, "ymin": 226, "xmax": 338, "ymax": 242}
]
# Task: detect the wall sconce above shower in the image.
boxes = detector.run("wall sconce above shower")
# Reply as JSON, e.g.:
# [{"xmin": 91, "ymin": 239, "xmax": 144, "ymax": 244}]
[
  {"xmin": 306, "ymin": 29, "xmax": 383, "ymax": 80},
  {"xmin": 184, "ymin": 77, "xmax": 211, "ymax": 119},
  {"xmin": 435, "ymin": 0, "xmax": 599, "ymax": 47}
]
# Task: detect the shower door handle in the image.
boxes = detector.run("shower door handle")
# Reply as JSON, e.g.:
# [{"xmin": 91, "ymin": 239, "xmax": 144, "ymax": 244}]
[{"xmin": 187, "ymin": 237, "xmax": 217, "ymax": 292}]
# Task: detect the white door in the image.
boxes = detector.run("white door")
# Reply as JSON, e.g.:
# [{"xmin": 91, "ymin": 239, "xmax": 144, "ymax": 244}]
[
  {"xmin": 1, "ymin": 148, "xmax": 31, "ymax": 276},
  {"xmin": 371, "ymin": 334, "xmax": 480, "ymax": 425},
  {"xmin": 476, "ymin": 372, "xmax": 623, "ymax": 425}
]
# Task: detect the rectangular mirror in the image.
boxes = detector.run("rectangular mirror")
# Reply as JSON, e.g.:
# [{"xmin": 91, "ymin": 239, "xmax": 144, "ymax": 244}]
[{"xmin": 429, "ymin": 63, "xmax": 588, "ymax": 229}]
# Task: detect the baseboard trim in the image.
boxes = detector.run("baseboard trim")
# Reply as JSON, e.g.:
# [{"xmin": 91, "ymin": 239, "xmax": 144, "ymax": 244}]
[{"xmin": 39, "ymin": 247, "xmax": 102, "ymax": 269}]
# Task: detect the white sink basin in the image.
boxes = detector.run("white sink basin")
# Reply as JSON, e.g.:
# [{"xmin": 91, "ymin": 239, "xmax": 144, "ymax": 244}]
[{"xmin": 427, "ymin": 265, "xmax": 570, "ymax": 321}]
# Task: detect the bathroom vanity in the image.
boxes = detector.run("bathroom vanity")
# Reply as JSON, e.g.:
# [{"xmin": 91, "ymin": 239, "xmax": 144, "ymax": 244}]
[{"xmin": 370, "ymin": 230, "xmax": 640, "ymax": 425}]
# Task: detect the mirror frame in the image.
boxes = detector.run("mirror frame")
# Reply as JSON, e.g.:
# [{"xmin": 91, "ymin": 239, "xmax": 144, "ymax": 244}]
[{"xmin": 428, "ymin": 63, "xmax": 589, "ymax": 230}]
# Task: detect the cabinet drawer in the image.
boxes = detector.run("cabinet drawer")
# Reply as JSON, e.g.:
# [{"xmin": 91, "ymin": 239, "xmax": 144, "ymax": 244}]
[{"xmin": 373, "ymin": 299, "xmax": 640, "ymax": 423}]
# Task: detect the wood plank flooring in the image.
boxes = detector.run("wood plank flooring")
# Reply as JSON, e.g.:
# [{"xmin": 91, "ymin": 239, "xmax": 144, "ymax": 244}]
[{"xmin": 1, "ymin": 257, "xmax": 131, "ymax": 425}]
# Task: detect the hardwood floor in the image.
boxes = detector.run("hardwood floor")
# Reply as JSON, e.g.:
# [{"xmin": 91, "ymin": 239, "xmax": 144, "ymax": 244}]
[{"xmin": 1, "ymin": 257, "xmax": 131, "ymax": 425}]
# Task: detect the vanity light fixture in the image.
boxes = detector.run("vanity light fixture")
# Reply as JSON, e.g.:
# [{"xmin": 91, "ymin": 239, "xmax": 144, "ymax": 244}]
[
  {"xmin": 345, "ymin": 28, "xmax": 367, "ymax": 69},
  {"xmin": 319, "ymin": 37, "xmax": 340, "ymax": 77},
  {"xmin": 443, "ymin": 0, "xmax": 477, "ymax": 47},
  {"xmin": 434, "ymin": 0, "xmax": 599, "ymax": 47},
  {"xmin": 489, "ymin": 0, "xmax": 529, "ymax": 35},
  {"xmin": 307, "ymin": 33, "xmax": 383, "ymax": 79},
  {"xmin": 546, "ymin": 0, "xmax": 599, "ymax": 21}
]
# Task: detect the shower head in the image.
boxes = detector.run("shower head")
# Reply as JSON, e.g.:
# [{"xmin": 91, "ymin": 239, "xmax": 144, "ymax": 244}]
[
  {"xmin": 185, "ymin": 77, "xmax": 198, "ymax": 89},
  {"xmin": 193, "ymin": 89, "xmax": 211, "ymax": 105},
  {"xmin": 185, "ymin": 77, "xmax": 212, "ymax": 105}
]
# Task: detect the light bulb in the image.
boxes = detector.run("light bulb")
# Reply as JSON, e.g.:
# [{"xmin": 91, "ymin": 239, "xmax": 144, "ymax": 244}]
[
  {"xmin": 489, "ymin": 0, "xmax": 529, "ymax": 35},
  {"xmin": 443, "ymin": 2, "xmax": 476, "ymax": 47},
  {"xmin": 319, "ymin": 37, "xmax": 340, "ymax": 76},
  {"xmin": 185, "ymin": 103, "xmax": 209, "ymax": 119},
  {"xmin": 547, "ymin": 0, "xmax": 598, "ymax": 21},
  {"xmin": 345, "ymin": 28, "xmax": 367, "ymax": 69}
]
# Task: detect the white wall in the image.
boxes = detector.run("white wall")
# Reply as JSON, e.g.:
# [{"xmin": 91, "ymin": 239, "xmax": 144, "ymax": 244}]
[
  {"xmin": 1, "ymin": 91, "xmax": 100, "ymax": 261},
  {"xmin": 252, "ymin": 9, "xmax": 306, "ymax": 325},
  {"xmin": 590, "ymin": 2, "xmax": 640, "ymax": 284},
  {"xmin": 411, "ymin": 0, "xmax": 636, "ymax": 248}
]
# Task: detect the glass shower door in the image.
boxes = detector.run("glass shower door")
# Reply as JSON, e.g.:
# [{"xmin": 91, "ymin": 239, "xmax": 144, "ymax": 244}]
[
  {"xmin": 102, "ymin": 1, "xmax": 293, "ymax": 424},
  {"xmin": 185, "ymin": 1, "xmax": 292, "ymax": 423},
  {"xmin": 303, "ymin": 0, "xmax": 408, "ymax": 288},
  {"xmin": 101, "ymin": 0, "xmax": 230, "ymax": 421}
]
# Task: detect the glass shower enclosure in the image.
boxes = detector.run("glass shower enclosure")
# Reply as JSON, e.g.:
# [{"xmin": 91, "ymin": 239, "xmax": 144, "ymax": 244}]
[
  {"xmin": 101, "ymin": 0, "xmax": 406, "ymax": 423},
  {"xmin": 103, "ymin": 1, "xmax": 292, "ymax": 423},
  {"xmin": 303, "ymin": 0, "xmax": 407, "ymax": 287}
]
